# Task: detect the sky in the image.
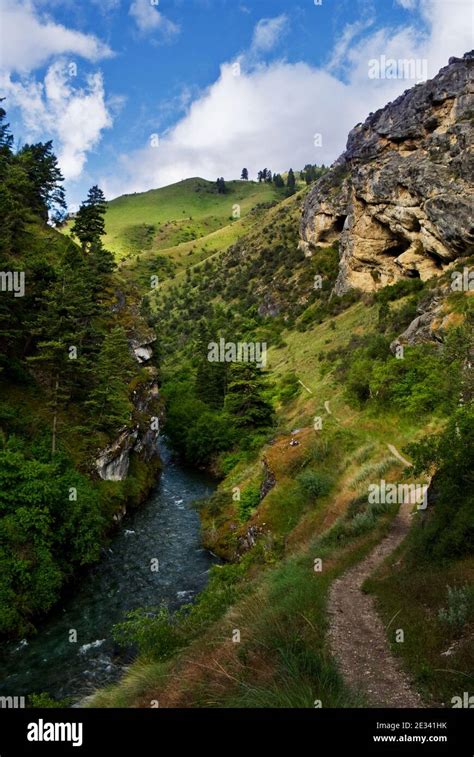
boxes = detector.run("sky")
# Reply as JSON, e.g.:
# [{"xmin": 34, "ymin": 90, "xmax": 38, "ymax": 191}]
[{"xmin": 0, "ymin": 0, "xmax": 472, "ymax": 209}]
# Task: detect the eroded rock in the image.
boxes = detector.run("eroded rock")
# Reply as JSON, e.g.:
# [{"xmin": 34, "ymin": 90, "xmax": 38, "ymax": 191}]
[{"xmin": 301, "ymin": 52, "xmax": 474, "ymax": 293}]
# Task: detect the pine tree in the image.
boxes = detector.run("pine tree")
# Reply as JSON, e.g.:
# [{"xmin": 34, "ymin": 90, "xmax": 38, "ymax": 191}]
[
  {"xmin": 72, "ymin": 185, "xmax": 107, "ymax": 252},
  {"xmin": 287, "ymin": 168, "xmax": 296, "ymax": 191},
  {"xmin": 215, "ymin": 177, "xmax": 227, "ymax": 194},
  {"xmin": 87, "ymin": 327, "xmax": 135, "ymax": 433},
  {"xmin": 273, "ymin": 173, "xmax": 284, "ymax": 188},
  {"xmin": 241, "ymin": 168, "xmax": 249, "ymax": 180},
  {"xmin": 194, "ymin": 323, "xmax": 227, "ymax": 408},
  {"xmin": 17, "ymin": 141, "xmax": 66, "ymax": 221},
  {"xmin": 224, "ymin": 363, "xmax": 274, "ymax": 428}
]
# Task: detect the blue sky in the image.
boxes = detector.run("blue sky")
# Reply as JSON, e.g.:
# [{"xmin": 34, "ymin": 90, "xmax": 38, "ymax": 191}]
[{"xmin": 1, "ymin": 0, "xmax": 472, "ymax": 207}]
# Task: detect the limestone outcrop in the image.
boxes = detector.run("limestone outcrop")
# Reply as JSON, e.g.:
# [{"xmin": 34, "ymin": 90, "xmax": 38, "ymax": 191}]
[{"xmin": 301, "ymin": 52, "xmax": 474, "ymax": 293}]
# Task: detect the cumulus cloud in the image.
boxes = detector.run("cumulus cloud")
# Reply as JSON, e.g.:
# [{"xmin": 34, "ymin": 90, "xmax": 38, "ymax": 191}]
[
  {"xmin": 102, "ymin": 0, "xmax": 473, "ymax": 198},
  {"xmin": 0, "ymin": 0, "xmax": 113, "ymax": 74},
  {"xmin": 1, "ymin": 61, "xmax": 113, "ymax": 180},
  {"xmin": 129, "ymin": 0, "xmax": 180, "ymax": 38},
  {"xmin": 101, "ymin": 61, "xmax": 362, "ymax": 197}
]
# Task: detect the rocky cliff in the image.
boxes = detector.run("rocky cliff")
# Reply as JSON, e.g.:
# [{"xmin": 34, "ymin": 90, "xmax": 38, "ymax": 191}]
[{"xmin": 301, "ymin": 52, "xmax": 474, "ymax": 293}]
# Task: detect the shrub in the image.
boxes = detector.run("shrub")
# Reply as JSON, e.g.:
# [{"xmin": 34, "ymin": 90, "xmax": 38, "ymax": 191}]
[
  {"xmin": 349, "ymin": 510, "xmax": 376, "ymax": 536},
  {"xmin": 238, "ymin": 484, "xmax": 261, "ymax": 522},
  {"xmin": 438, "ymin": 585, "xmax": 473, "ymax": 631},
  {"xmin": 277, "ymin": 372, "xmax": 300, "ymax": 403},
  {"xmin": 296, "ymin": 470, "xmax": 333, "ymax": 499},
  {"xmin": 112, "ymin": 606, "xmax": 184, "ymax": 661},
  {"xmin": 407, "ymin": 407, "xmax": 473, "ymax": 561}
]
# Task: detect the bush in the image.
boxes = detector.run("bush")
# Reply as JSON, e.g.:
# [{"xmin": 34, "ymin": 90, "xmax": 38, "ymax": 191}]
[
  {"xmin": 277, "ymin": 372, "xmax": 300, "ymax": 403},
  {"xmin": 349, "ymin": 510, "xmax": 376, "ymax": 536},
  {"xmin": 238, "ymin": 484, "xmax": 261, "ymax": 522},
  {"xmin": 407, "ymin": 407, "xmax": 474, "ymax": 561},
  {"xmin": 374, "ymin": 278, "xmax": 424, "ymax": 304},
  {"xmin": 438, "ymin": 585, "xmax": 474, "ymax": 631},
  {"xmin": 296, "ymin": 470, "xmax": 333, "ymax": 499},
  {"xmin": 112, "ymin": 606, "xmax": 184, "ymax": 661}
]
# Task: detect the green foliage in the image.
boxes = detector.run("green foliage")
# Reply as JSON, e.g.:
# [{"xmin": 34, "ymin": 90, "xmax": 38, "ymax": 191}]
[
  {"xmin": 0, "ymin": 110, "xmax": 152, "ymax": 635},
  {"xmin": 224, "ymin": 363, "xmax": 274, "ymax": 429},
  {"xmin": 0, "ymin": 439, "xmax": 104, "ymax": 634},
  {"xmin": 296, "ymin": 470, "xmax": 333, "ymax": 499},
  {"xmin": 17, "ymin": 141, "xmax": 66, "ymax": 221},
  {"xmin": 407, "ymin": 406, "xmax": 474, "ymax": 561},
  {"xmin": 277, "ymin": 372, "xmax": 300, "ymax": 404},
  {"xmin": 87, "ymin": 327, "xmax": 135, "ymax": 433},
  {"xmin": 337, "ymin": 329, "xmax": 463, "ymax": 416},
  {"xmin": 28, "ymin": 693, "xmax": 72, "ymax": 708},
  {"xmin": 71, "ymin": 185, "xmax": 107, "ymax": 251},
  {"xmin": 374, "ymin": 278, "xmax": 425, "ymax": 304},
  {"xmin": 438, "ymin": 585, "xmax": 474, "ymax": 631},
  {"xmin": 113, "ymin": 606, "xmax": 184, "ymax": 660},
  {"xmin": 184, "ymin": 410, "xmax": 237, "ymax": 466},
  {"xmin": 238, "ymin": 484, "xmax": 261, "ymax": 522}
]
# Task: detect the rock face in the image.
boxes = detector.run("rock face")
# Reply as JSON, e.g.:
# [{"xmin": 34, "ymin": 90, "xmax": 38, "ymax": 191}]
[
  {"xmin": 301, "ymin": 52, "xmax": 474, "ymax": 293},
  {"xmin": 96, "ymin": 427, "xmax": 139, "ymax": 482},
  {"xmin": 95, "ymin": 372, "xmax": 160, "ymax": 482}
]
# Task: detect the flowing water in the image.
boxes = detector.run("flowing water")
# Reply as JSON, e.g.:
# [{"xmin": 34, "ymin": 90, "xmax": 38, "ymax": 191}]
[{"xmin": 0, "ymin": 441, "xmax": 218, "ymax": 703}]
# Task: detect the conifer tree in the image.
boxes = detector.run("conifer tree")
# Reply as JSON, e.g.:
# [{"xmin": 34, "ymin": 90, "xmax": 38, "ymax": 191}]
[
  {"xmin": 72, "ymin": 185, "xmax": 107, "ymax": 252},
  {"xmin": 87, "ymin": 327, "xmax": 135, "ymax": 433},
  {"xmin": 224, "ymin": 363, "xmax": 273, "ymax": 428}
]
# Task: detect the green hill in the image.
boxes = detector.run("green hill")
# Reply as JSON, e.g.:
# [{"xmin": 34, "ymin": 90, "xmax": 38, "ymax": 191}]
[
  {"xmin": 91, "ymin": 174, "xmax": 473, "ymax": 710},
  {"xmin": 97, "ymin": 178, "xmax": 283, "ymax": 260}
]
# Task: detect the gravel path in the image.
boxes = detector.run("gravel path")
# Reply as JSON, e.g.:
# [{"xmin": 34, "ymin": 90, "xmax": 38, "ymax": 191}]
[{"xmin": 328, "ymin": 497, "xmax": 424, "ymax": 708}]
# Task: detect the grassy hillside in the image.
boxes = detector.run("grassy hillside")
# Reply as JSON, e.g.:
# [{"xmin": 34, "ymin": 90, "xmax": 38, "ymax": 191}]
[
  {"xmin": 91, "ymin": 178, "xmax": 283, "ymax": 259},
  {"xmin": 89, "ymin": 175, "xmax": 473, "ymax": 709}
]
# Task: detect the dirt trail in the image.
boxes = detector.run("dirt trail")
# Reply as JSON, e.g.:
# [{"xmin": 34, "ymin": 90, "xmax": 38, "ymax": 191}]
[{"xmin": 328, "ymin": 497, "xmax": 423, "ymax": 707}]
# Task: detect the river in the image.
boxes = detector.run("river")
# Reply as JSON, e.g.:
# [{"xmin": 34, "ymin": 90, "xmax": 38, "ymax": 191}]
[{"xmin": 0, "ymin": 441, "xmax": 218, "ymax": 703}]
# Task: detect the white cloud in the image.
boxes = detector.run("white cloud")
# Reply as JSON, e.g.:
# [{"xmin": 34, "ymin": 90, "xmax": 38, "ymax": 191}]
[
  {"xmin": 91, "ymin": 0, "xmax": 121, "ymax": 10},
  {"xmin": 327, "ymin": 17, "xmax": 375, "ymax": 73},
  {"xmin": 251, "ymin": 15, "xmax": 288, "ymax": 53},
  {"xmin": 1, "ymin": 61, "xmax": 113, "ymax": 180},
  {"xmin": 102, "ymin": 0, "xmax": 473, "ymax": 199},
  {"xmin": 101, "ymin": 61, "xmax": 364, "ymax": 197},
  {"xmin": 129, "ymin": 0, "xmax": 180, "ymax": 38},
  {"xmin": 0, "ymin": 0, "xmax": 113, "ymax": 74},
  {"xmin": 396, "ymin": 0, "xmax": 417, "ymax": 9}
]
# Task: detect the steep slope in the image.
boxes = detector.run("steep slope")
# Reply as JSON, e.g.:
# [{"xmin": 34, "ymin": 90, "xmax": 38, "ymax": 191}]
[
  {"xmin": 301, "ymin": 51, "xmax": 474, "ymax": 292},
  {"xmin": 90, "ymin": 55, "xmax": 472, "ymax": 710}
]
